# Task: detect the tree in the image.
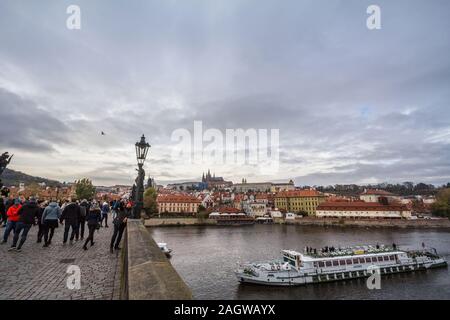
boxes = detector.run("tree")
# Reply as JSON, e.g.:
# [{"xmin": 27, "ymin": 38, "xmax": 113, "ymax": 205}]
[
  {"xmin": 432, "ymin": 188, "xmax": 450, "ymax": 218},
  {"xmin": 143, "ymin": 187, "xmax": 158, "ymax": 215},
  {"xmin": 74, "ymin": 178, "xmax": 96, "ymax": 200}
]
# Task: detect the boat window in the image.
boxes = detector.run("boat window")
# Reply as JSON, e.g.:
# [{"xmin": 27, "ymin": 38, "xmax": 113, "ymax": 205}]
[
  {"xmin": 333, "ymin": 260, "xmax": 339, "ymax": 266},
  {"xmin": 346, "ymin": 259, "xmax": 352, "ymax": 264},
  {"xmin": 339, "ymin": 260, "xmax": 346, "ymax": 266},
  {"xmin": 383, "ymin": 256, "xmax": 389, "ymax": 261},
  {"xmin": 313, "ymin": 262, "xmax": 318, "ymax": 268},
  {"xmin": 326, "ymin": 261, "xmax": 332, "ymax": 267},
  {"xmin": 268, "ymin": 274, "xmax": 274, "ymax": 277},
  {"xmin": 389, "ymin": 255, "xmax": 395, "ymax": 260},
  {"xmin": 319, "ymin": 261, "xmax": 325, "ymax": 267},
  {"xmin": 353, "ymin": 258, "xmax": 359, "ymax": 264},
  {"xmin": 371, "ymin": 257, "xmax": 377, "ymax": 262},
  {"xmin": 359, "ymin": 258, "xmax": 365, "ymax": 263},
  {"xmin": 377, "ymin": 256, "xmax": 383, "ymax": 262},
  {"xmin": 365, "ymin": 258, "xmax": 371, "ymax": 263}
]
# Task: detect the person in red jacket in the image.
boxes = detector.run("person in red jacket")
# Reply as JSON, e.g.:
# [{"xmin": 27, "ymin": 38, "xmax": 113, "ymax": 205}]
[{"xmin": 1, "ymin": 199, "xmax": 22, "ymax": 244}]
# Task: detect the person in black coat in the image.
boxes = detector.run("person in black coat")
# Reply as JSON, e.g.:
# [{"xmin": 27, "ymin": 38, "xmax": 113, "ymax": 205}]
[
  {"xmin": 83, "ymin": 202, "xmax": 101, "ymax": 250},
  {"xmin": 0, "ymin": 197, "xmax": 6, "ymax": 226},
  {"xmin": 78, "ymin": 199, "xmax": 89, "ymax": 240},
  {"xmin": 36, "ymin": 201, "xmax": 46, "ymax": 243},
  {"xmin": 110, "ymin": 202, "xmax": 129, "ymax": 253},
  {"xmin": 60, "ymin": 200, "xmax": 81, "ymax": 244},
  {"xmin": 9, "ymin": 197, "xmax": 40, "ymax": 252}
]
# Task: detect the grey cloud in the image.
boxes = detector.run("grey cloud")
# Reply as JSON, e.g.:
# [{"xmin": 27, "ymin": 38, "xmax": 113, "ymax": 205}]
[
  {"xmin": 0, "ymin": 88, "xmax": 70, "ymax": 152},
  {"xmin": 1, "ymin": 0, "xmax": 450, "ymax": 185}
]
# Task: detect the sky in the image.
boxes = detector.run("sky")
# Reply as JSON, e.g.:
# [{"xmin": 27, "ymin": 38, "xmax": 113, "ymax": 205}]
[{"xmin": 0, "ymin": 0, "xmax": 449, "ymax": 186}]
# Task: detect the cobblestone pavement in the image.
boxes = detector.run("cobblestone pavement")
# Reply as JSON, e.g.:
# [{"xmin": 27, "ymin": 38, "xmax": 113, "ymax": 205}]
[{"xmin": 0, "ymin": 223, "xmax": 121, "ymax": 300}]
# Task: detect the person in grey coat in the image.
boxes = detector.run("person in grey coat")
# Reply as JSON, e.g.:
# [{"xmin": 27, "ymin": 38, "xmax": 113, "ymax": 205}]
[{"xmin": 41, "ymin": 201, "xmax": 62, "ymax": 247}]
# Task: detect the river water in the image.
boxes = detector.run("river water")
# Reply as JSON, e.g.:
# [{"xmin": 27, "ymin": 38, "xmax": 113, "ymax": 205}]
[{"xmin": 149, "ymin": 224, "xmax": 450, "ymax": 300}]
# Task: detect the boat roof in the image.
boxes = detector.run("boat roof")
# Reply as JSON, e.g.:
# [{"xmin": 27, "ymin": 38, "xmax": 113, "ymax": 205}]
[{"xmin": 282, "ymin": 246, "xmax": 405, "ymax": 261}]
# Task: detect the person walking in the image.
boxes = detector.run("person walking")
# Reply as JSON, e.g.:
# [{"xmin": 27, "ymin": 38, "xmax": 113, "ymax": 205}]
[
  {"xmin": 83, "ymin": 202, "xmax": 101, "ymax": 251},
  {"xmin": 60, "ymin": 199, "xmax": 81, "ymax": 244},
  {"xmin": 100, "ymin": 201, "xmax": 110, "ymax": 228},
  {"xmin": 9, "ymin": 197, "xmax": 40, "ymax": 252},
  {"xmin": 0, "ymin": 197, "xmax": 6, "ymax": 227},
  {"xmin": 110, "ymin": 202, "xmax": 129, "ymax": 253},
  {"xmin": 36, "ymin": 201, "xmax": 47, "ymax": 243},
  {"xmin": 1, "ymin": 199, "xmax": 22, "ymax": 244},
  {"xmin": 41, "ymin": 200, "xmax": 62, "ymax": 247},
  {"xmin": 78, "ymin": 199, "xmax": 89, "ymax": 240}
]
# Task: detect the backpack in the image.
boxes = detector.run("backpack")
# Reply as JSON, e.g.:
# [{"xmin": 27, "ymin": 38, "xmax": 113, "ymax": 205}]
[{"xmin": 79, "ymin": 205, "xmax": 87, "ymax": 218}]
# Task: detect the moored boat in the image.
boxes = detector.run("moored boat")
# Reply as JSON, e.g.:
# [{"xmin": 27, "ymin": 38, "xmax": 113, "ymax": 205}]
[
  {"xmin": 158, "ymin": 242, "xmax": 173, "ymax": 257},
  {"xmin": 235, "ymin": 244, "xmax": 447, "ymax": 286}
]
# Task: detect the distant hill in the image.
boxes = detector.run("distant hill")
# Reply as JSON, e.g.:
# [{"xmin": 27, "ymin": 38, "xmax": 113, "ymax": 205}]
[{"xmin": 0, "ymin": 168, "xmax": 61, "ymax": 187}]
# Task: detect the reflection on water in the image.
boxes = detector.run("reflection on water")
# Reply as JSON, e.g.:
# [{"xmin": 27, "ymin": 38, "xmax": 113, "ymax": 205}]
[{"xmin": 149, "ymin": 224, "xmax": 450, "ymax": 300}]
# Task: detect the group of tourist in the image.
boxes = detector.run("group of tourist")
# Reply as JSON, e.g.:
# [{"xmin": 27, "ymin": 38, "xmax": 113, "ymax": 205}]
[{"xmin": 0, "ymin": 196, "xmax": 132, "ymax": 253}]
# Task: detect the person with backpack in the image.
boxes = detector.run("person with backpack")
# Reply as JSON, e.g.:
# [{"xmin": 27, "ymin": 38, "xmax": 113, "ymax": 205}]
[
  {"xmin": 100, "ymin": 201, "xmax": 110, "ymax": 228},
  {"xmin": 83, "ymin": 202, "xmax": 101, "ymax": 251},
  {"xmin": 110, "ymin": 201, "xmax": 129, "ymax": 253},
  {"xmin": 60, "ymin": 199, "xmax": 81, "ymax": 244},
  {"xmin": 36, "ymin": 200, "xmax": 46, "ymax": 243},
  {"xmin": 78, "ymin": 199, "xmax": 89, "ymax": 240},
  {"xmin": 1, "ymin": 199, "xmax": 22, "ymax": 244},
  {"xmin": 41, "ymin": 200, "xmax": 62, "ymax": 247},
  {"xmin": 9, "ymin": 197, "xmax": 40, "ymax": 252}
]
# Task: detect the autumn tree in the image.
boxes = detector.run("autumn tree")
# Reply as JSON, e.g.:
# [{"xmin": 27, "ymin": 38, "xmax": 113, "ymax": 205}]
[
  {"xmin": 432, "ymin": 188, "xmax": 450, "ymax": 218},
  {"xmin": 143, "ymin": 187, "xmax": 158, "ymax": 215},
  {"xmin": 75, "ymin": 178, "xmax": 96, "ymax": 200}
]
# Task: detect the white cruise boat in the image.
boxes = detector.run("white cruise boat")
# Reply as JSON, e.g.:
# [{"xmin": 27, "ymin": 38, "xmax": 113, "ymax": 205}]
[{"xmin": 235, "ymin": 244, "xmax": 447, "ymax": 286}]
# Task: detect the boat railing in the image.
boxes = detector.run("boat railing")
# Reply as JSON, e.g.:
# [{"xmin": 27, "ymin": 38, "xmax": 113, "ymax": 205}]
[{"xmin": 305, "ymin": 246, "xmax": 397, "ymax": 258}]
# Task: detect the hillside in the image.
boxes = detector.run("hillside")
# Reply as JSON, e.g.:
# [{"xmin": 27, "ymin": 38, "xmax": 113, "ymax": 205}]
[{"xmin": 0, "ymin": 168, "xmax": 61, "ymax": 187}]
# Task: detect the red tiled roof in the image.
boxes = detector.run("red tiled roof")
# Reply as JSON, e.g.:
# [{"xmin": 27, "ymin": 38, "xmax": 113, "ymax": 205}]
[
  {"xmin": 217, "ymin": 206, "xmax": 241, "ymax": 213},
  {"xmin": 157, "ymin": 194, "xmax": 201, "ymax": 203}
]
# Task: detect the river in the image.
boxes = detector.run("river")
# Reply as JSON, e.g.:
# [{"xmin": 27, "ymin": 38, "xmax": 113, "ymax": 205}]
[{"xmin": 149, "ymin": 224, "xmax": 450, "ymax": 299}]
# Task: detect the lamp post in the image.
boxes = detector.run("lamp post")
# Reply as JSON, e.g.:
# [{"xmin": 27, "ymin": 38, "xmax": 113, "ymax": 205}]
[{"xmin": 133, "ymin": 135, "xmax": 150, "ymax": 219}]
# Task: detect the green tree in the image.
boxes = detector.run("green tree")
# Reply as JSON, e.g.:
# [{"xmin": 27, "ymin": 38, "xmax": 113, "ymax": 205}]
[
  {"xmin": 75, "ymin": 178, "xmax": 96, "ymax": 200},
  {"xmin": 432, "ymin": 188, "xmax": 450, "ymax": 218},
  {"xmin": 144, "ymin": 187, "xmax": 158, "ymax": 215}
]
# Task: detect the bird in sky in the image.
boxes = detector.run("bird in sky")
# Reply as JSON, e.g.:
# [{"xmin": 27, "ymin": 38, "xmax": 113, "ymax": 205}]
[{"xmin": 101, "ymin": 131, "xmax": 106, "ymax": 136}]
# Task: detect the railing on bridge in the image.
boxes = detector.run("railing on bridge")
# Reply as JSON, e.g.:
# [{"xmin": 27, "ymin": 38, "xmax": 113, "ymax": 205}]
[{"xmin": 120, "ymin": 219, "xmax": 192, "ymax": 300}]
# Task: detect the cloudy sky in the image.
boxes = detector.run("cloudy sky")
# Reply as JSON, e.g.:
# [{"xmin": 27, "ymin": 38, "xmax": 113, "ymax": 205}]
[{"xmin": 1, "ymin": 0, "xmax": 449, "ymax": 186}]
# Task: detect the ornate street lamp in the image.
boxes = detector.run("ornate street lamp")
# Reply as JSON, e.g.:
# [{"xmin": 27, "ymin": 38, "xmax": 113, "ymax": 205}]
[{"xmin": 133, "ymin": 135, "xmax": 150, "ymax": 219}]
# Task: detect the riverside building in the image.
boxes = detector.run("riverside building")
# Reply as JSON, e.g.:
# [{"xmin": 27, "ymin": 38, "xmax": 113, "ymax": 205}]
[
  {"xmin": 274, "ymin": 190, "xmax": 326, "ymax": 216},
  {"xmin": 316, "ymin": 202, "xmax": 412, "ymax": 219}
]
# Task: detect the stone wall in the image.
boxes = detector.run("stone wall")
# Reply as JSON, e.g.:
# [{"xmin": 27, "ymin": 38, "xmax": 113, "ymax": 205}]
[
  {"xmin": 120, "ymin": 219, "xmax": 192, "ymax": 299},
  {"xmin": 282, "ymin": 217, "xmax": 450, "ymax": 229},
  {"xmin": 144, "ymin": 218, "xmax": 217, "ymax": 227}
]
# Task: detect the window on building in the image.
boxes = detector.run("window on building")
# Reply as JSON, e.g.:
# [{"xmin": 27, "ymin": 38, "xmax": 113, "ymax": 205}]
[
  {"xmin": 383, "ymin": 256, "xmax": 389, "ymax": 261},
  {"xmin": 333, "ymin": 260, "xmax": 339, "ymax": 266},
  {"xmin": 326, "ymin": 261, "xmax": 332, "ymax": 267},
  {"xmin": 377, "ymin": 256, "xmax": 383, "ymax": 262},
  {"xmin": 339, "ymin": 260, "xmax": 346, "ymax": 266},
  {"xmin": 318, "ymin": 261, "xmax": 325, "ymax": 267}
]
